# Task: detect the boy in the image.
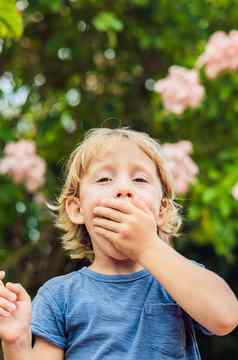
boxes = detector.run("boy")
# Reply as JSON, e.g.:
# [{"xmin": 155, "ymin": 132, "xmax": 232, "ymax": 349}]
[{"xmin": 1, "ymin": 127, "xmax": 238, "ymax": 360}]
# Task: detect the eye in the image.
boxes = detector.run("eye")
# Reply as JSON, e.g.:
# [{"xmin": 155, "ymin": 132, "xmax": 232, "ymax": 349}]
[
  {"xmin": 97, "ymin": 177, "xmax": 110, "ymax": 182},
  {"xmin": 134, "ymin": 178, "xmax": 147, "ymax": 182}
]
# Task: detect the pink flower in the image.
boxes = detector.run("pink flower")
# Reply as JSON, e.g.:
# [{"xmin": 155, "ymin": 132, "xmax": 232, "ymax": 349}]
[
  {"xmin": 228, "ymin": 31, "xmax": 238, "ymax": 70},
  {"xmin": 161, "ymin": 140, "xmax": 199, "ymax": 194},
  {"xmin": 196, "ymin": 30, "xmax": 238, "ymax": 78},
  {"xmin": 154, "ymin": 66, "xmax": 205, "ymax": 114},
  {"xmin": 0, "ymin": 140, "xmax": 46, "ymax": 192},
  {"xmin": 231, "ymin": 183, "xmax": 238, "ymax": 200}
]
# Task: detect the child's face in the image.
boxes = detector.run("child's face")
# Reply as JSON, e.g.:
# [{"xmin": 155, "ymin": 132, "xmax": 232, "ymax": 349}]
[{"xmin": 69, "ymin": 139, "xmax": 164, "ymax": 261}]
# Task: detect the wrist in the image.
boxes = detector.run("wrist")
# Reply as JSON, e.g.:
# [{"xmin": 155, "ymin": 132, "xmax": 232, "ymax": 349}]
[
  {"xmin": 2, "ymin": 328, "xmax": 32, "ymax": 348},
  {"xmin": 138, "ymin": 236, "xmax": 163, "ymax": 266}
]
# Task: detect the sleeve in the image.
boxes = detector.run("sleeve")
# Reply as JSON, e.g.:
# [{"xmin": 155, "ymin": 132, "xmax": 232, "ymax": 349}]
[
  {"xmin": 188, "ymin": 259, "xmax": 216, "ymax": 336},
  {"xmin": 31, "ymin": 283, "xmax": 66, "ymax": 349}
]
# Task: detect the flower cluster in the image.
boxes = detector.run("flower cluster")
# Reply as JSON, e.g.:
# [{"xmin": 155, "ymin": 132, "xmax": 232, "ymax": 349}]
[
  {"xmin": 0, "ymin": 140, "xmax": 46, "ymax": 192},
  {"xmin": 161, "ymin": 140, "xmax": 199, "ymax": 194},
  {"xmin": 196, "ymin": 30, "xmax": 238, "ymax": 79},
  {"xmin": 154, "ymin": 66, "xmax": 205, "ymax": 115},
  {"xmin": 154, "ymin": 30, "xmax": 238, "ymax": 114}
]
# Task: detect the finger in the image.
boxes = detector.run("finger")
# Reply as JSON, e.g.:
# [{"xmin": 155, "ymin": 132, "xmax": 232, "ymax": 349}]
[
  {"xmin": 94, "ymin": 226, "xmax": 118, "ymax": 242},
  {"xmin": 5, "ymin": 283, "xmax": 21, "ymax": 302},
  {"xmin": 93, "ymin": 217, "xmax": 120, "ymax": 233},
  {"xmin": 93, "ymin": 206, "xmax": 126, "ymax": 223},
  {"xmin": 99, "ymin": 198, "xmax": 131, "ymax": 214},
  {"xmin": 0, "ymin": 297, "xmax": 17, "ymax": 313},
  {"xmin": 0, "ymin": 307, "xmax": 11, "ymax": 317},
  {"xmin": 6, "ymin": 283, "xmax": 31, "ymax": 302},
  {"xmin": 132, "ymin": 196, "xmax": 154, "ymax": 217},
  {"xmin": 6, "ymin": 282, "xmax": 21, "ymax": 294},
  {"xmin": 0, "ymin": 286, "xmax": 17, "ymax": 302}
]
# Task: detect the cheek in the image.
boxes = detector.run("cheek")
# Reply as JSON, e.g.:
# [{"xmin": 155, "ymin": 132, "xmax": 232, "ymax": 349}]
[
  {"xmin": 140, "ymin": 190, "xmax": 162, "ymax": 212},
  {"xmin": 80, "ymin": 190, "xmax": 106, "ymax": 223},
  {"xmin": 78, "ymin": 193, "xmax": 94, "ymax": 222}
]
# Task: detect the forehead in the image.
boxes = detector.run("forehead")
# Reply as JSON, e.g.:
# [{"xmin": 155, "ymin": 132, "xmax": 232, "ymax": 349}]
[{"xmin": 85, "ymin": 138, "xmax": 158, "ymax": 175}]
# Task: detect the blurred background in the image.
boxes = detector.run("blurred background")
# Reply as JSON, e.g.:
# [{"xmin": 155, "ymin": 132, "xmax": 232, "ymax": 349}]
[{"xmin": 0, "ymin": 1, "xmax": 238, "ymax": 358}]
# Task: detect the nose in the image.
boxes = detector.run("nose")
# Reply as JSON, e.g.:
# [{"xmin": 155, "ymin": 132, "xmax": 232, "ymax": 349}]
[
  {"xmin": 114, "ymin": 178, "xmax": 133, "ymax": 199},
  {"xmin": 116, "ymin": 192, "xmax": 132, "ymax": 199}
]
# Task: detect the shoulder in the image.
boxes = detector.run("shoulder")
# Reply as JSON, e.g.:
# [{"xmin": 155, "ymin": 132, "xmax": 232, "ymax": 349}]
[
  {"xmin": 39, "ymin": 270, "xmax": 80, "ymax": 292},
  {"xmin": 33, "ymin": 270, "xmax": 83, "ymax": 311},
  {"xmin": 43, "ymin": 270, "xmax": 80, "ymax": 288}
]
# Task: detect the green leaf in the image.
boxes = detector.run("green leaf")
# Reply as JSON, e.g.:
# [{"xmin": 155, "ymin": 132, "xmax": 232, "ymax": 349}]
[
  {"xmin": 39, "ymin": 0, "xmax": 63, "ymax": 12},
  {"xmin": 0, "ymin": 0, "xmax": 23, "ymax": 38},
  {"xmin": 217, "ymin": 198, "xmax": 231, "ymax": 218},
  {"xmin": 93, "ymin": 12, "xmax": 124, "ymax": 32},
  {"xmin": 131, "ymin": 0, "xmax": 149, "ymax": 6},
  {"xmin": 202, "ymin": 187, "xmax": 217, "ymax": 203}
]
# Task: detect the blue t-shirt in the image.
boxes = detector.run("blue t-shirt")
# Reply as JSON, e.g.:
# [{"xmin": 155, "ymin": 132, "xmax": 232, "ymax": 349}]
[{"xmin": 31, "ymin": 260, "xmax": 215, "ymax": 360}]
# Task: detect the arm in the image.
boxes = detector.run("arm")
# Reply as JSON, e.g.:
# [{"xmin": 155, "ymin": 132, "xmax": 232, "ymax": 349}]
[
  {"xmin": 1, "ymin": 330, "xmax": 31, "ymax": 360},
  {"xmin": 138, "ymin": 238, "xmax": 238, "ymax": 336},
  {"xmin": 2, "ymin": 331, "xmax": 64, "ymax": 360},
  {"xmin": 0, "ymin": 271, "xmax": 64, "ymax": 360}
]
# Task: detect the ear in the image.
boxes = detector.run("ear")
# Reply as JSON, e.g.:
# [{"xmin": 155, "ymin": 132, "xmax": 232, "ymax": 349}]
[
  {"xmin": 156, "ymin": 199, "xmax": 167, "ymax": 228},
  {"xmin": 65, "ymin": 197, "xmax": 85, "ymax": 224}
]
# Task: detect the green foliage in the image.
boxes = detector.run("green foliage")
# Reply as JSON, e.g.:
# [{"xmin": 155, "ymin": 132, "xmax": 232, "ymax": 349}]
[
  {"xmin": 93, "ymin": 12, "xmax": 124, "ymax": 32},
  {"xmin": 0, "ymin": 3, "xmax": 238, "ymax": 357},
  {"xmin": 1, "ymin": 0, "xmax": 237, "ymax": 260},
  {"xmin": 38, "ymin": 0, "xmax": 63, "ymax": 12},
  {"xmin": 0, "ymin": 0, "xmax": 23, "ymax": 38}
]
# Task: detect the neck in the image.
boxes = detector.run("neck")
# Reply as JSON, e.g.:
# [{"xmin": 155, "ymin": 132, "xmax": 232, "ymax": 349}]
[{"xmin": 88, "ymin": 259, "xmax": 144, "ymax": 275}]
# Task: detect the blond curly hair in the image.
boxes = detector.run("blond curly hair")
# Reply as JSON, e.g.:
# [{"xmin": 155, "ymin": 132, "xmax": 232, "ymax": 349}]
[{"xmin": 47, "ymin": 127, "xmax": 183, "ymax": 261}]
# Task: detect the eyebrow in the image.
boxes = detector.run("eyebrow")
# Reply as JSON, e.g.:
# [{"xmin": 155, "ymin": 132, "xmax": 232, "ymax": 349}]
[{"xmin": 90, "ymin": 162, "xmax": 155, "ymax": 178}]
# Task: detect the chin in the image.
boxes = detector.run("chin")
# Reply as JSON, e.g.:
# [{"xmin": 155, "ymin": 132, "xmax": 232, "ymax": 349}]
[
  {"xmin": 94, "ymin": 233, "xmax": 129, "ymax": 260},
  {"xmin": 109, "ymin": 250, "xmax": 129, "ymax": 261},
  {"xmin": 105, "ymin": 242, "xmax": 128, "ymax": 260}
]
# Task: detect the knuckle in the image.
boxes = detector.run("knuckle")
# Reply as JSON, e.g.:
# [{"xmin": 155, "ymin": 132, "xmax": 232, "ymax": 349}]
[{"xmin": 15, "ymin": 283, "xmax": 22, "ymax": 290}]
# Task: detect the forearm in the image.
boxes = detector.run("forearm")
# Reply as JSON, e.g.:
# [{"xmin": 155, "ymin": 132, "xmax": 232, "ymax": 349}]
[
  {"xmin": 139, "ymin": 238, "xmax": 238, "ymax": 335},
  {"xmin": 1, "ymin": 329, "xmax": 32, "ymax": 360}
]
